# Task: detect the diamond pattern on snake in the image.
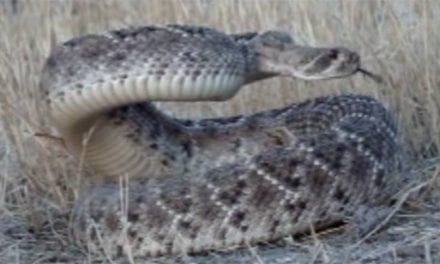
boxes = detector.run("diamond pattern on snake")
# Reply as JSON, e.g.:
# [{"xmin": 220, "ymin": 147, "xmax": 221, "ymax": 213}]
[{"xmin": 39, "ymin": 25, "xmax": 403, "ymax": 257}]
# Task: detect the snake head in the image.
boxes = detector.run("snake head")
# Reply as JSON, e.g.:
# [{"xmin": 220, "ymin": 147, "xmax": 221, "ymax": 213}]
[
  {"xmin": 254, "ymin": 31, "xmax": 381, "ymax": 82},
  {"xmin": 290, "ymin": 46, "xmax": 361, "ymax": 80}
]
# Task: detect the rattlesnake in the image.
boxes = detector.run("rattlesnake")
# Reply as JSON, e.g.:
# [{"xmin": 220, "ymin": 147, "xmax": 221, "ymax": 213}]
[{"xmin": 40, "ymin": 25, "xmax": 403, "ymax": 258}]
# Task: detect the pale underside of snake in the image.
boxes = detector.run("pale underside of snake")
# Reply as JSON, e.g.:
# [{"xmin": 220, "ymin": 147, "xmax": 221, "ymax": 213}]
[{"xmin": 40, "ymin": 25, "xmax": 403, "ymax": 258}]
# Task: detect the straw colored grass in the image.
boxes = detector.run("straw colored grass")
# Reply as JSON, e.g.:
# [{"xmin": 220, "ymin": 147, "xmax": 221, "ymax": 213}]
[{"xmin": 0, "ymin": 0, "xmax": 439, "ymax": 263}]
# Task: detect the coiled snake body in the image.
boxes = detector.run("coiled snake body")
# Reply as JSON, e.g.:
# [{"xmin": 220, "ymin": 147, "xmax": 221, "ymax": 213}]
[{"xmin": 40, "ymin": 25, "xmax": 403, "ymax": 257}]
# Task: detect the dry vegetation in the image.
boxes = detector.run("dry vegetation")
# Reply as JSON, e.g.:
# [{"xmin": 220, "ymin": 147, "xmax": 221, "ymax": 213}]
[{"xmin": 0, "ymin": 0, "xmax": 439, "ymax": 263}]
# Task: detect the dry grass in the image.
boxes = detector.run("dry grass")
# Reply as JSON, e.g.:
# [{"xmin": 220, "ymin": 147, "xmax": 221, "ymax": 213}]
[{"xmin": 0, "ymin": 0, "xmax": 439, "ymax": 263}]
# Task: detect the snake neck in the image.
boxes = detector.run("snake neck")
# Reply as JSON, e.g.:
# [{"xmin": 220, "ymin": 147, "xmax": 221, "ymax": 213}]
[
  {"xmin": 60, "ymin": 102, "xmax": 196, "ymax": 180},
  {"xmin": 234, "ymin": 37, "xmax": 294, "ymax": 84}
]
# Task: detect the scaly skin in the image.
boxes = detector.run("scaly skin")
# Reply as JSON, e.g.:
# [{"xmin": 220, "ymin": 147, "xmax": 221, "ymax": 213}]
[{"xmin": 39, "ymin": 25, "xmax": 403, "ymax": 258}]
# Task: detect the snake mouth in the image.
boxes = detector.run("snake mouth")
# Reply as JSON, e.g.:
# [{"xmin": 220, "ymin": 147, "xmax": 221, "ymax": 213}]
[{"xmin": 356, "ymin": 68, "xmax": 384, "ymax": 83}]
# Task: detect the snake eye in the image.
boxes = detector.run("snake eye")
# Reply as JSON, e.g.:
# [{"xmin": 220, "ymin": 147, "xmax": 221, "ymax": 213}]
[{"xmin": 328, "ymin": 49, "xmax": 339, "ymax": 60}]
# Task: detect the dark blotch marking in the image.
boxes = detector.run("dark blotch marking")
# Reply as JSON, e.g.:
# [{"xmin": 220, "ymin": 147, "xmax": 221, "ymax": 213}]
[
  {"xmin": 45, "ymin": 56, "xmax": 58, "ymax": 69},
  {"xmin": 149, "ymin": 125, "xmax": 162, "ymax": 139},
  {"xmin": 349, "ymin": 152, "xmax": 370, "ymax": 182},
  {"xmin": 127, "ymin": 211, "xmax": 140, "ymax": 222},
  {"xmin": 318, "ymin": 209, "xmax": 328, "ymax": 219},
  {"xmin": 298, "ymin": 201, "xmax": 306, "ymax": 210},
  {"xmin": 63, "ymin": 38, "xmax": 81, "ymax": 47},
  {"xmin": 231, "ymin": 138, "xmax": 242, "ymax": 151},
  {"xmin": 125, "ymin": 132, "xmax": 135, "ymax": 139},
  {"xmin": 161, "ymin": 159, "xmax": 169, "ymax": 167},
  {"xmin": 90, "ymin": 210, "xmax": 103, "ymax": 223},
  {"xmin": 229, "ymin": 210, "xmax": 246, "ymax": 228},
  {"xmin": 179, "ymin": 220, "xmax": 191, "ymax": 230},
  {"xmin": 285, "ymin": 177, "xmax": 301, "ymax": 188},
  {"xmin": 111, "ymin": 52, "xmax": 126, "ymax": 61},
  {"xmin": 105, "ymin": 214, "xmax": 120, "ymax": 231},
  {"xmin": 338, "ymin": 205, "xmax": 346, "ymax": 212},
  {"xmin": 177, "ymin": 219, "xmax": 200, "ymax": 239},
  {"xmin": 111, "ymin": 29, "xmax": 132, "ymax": 39},
  {"xmin": 218, "ymin": 190, "xmax": 239, "ymax": 205},
  {"xmin": 150, "ymin": 143, "xmax": 158, "ymax": 150},
  {"xmin": 334, "ymin": 187, "xmax": 346, "ymax": 201},
  {"xmin": 180, "ymin": 119, "xmax": 194, "ymax": 126},
  {"xmin": 313, "ymin": 150, "xmax": 325, "ymax": 160},
  {"xmin": 198, "ymin": 199, "xmax": 220, "ymax": 221},
  {"xmin": 259, "ymin": 161, "xmax": 276, "ymax": 174},
  {"xmin": 201, "ymin": 126, "xmax": 217, "ymax": 136},
  {"xmin": 181, "ymin": 51, "xmax": 198, "ymax": 63},
  {"xmin": 156, "ymin": 69, "xmax": 165, "ymax": 76},
  {"xmin": 112, "ymin": 118, "xmax": 124, "ymax": 126},
  {"xmin": 135, "ymin": 195, "xmax": 145, "ymax": 204},
  {"xmin": 327, "ymin": 49, "xmax": 339, "ymax": 60},
  {"xmin": 164, "ymin": 152, "xmax": 176, "ymax": 161},
  {"xmin": 89, "ymin": 229, "xmax": 97, "ymax": 240},
  {"xmin": 199, "ymin": 115, "xmax": 243, "ymax": 126},
  {"xmin": 269, "ymin": 107, "xmax": 290, "ymax": 118},
  {"xmin": 284, "ymin": 202, "xmax": 296, "ymax": 212},
  {"xmin": 374, "ymin": 168, "xmax": 385, "ymax": 187},
  {"xmin": 165, "ymin": 241, "xmax": 174, "ymax": 254},
  {"xmin": 271, "ymin": 135, "xmax": 285, "ymax": 146},
  {"xmin": 217, "ymin": 228, "xmax": 227, "ymax": 240},
  {"xmin": 153, "ymin": 233, "xmax": 166, "ymax": 242},
  {"xmin": 128, "ymin": 229, "xmax": 137, "ymax": 239},
  {"xmin": 181, "ymin": 140, "xmax": 193, "ymax": 157},
  {"xmin": 289, "ymin": 158, "xmax": 300, "ymax": 168},
  {"xmin": 236, "ymin": 179, "xmax": 246, "ymax": 190},
  {"xmin": 116, "ymin": 245, "xmax": 123, "ymax": 257},
  {"xmin": 270, "ymin": 219, "xmax": 280, "ymax": 233},
  {"xmin": 309, "ymin": 167, "xmax": 328, "ymax": 194},
  {"xmin": 330, "ymin": 160, "xmax": 343, "ymax": 171},
  {"xmin": 173, "ymin": 198, "xmax": 192, "ymax": 214},
  {"xmin": 251, "ymin": 181, "xmax": 275, "ymax": 208},
  {"xmin": 189, "ymin": 227, "xmax": 200, "ymax": 240}
]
